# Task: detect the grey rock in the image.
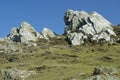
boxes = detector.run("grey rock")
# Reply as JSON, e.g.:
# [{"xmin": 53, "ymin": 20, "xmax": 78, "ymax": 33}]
[
  {"xmin": 1, "ymin": 68, "xmax": 35, "ymax": 80},
  {"xmin": 92, "ymin": 28, "xmax": 116, "ymax": 42},
  {"xmin": 7, "ymin": 22, "xmax": 56, "ymax": 44},
  {"xmin": 64, "ymin": 10, "xmax": 116, "ymax": 45},
  {"xmin": 93, "ymin": 67, "xmax": 118, "ymax": 76},
  {"xmin": 42, "ymin": 28, "xmax": 56, "ymax": 40},
  {"xmin": 68, "ymin": 32, "xmax": 87, "ymax": 45},
  {"xmin": 7, "ymin": 22, "xmax": 43, "ymax": 43},
  {"xmin": 86, "ymin": 67, "xmax": 120, "ymax": 80}
]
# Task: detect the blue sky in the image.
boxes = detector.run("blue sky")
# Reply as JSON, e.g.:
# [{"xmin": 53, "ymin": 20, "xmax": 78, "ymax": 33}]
[{"xmin": 0, "ymin": 0, "xmax": 120, "ymax": 37}]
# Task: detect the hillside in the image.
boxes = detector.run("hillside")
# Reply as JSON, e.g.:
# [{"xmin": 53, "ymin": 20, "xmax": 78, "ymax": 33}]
[
  {"xmin": 0, "ymin": 34, "xmax": 120, "ymax": 80},
  {"xmin": 0, "ymin": 10, "xmax": 120, "ymax": 80}
]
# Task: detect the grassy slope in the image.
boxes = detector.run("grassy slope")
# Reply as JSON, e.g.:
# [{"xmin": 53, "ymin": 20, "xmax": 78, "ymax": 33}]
[{"xmin": 0, "ymin": 37, "xmax": 120, "ymax": 80}]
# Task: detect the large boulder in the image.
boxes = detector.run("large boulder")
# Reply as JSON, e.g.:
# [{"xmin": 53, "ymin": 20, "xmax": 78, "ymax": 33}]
[
  {"xmin": 7, "ymin": 22, "xmax": 43, "ymax": 43},
  {"xmin": 64, "ymin": 10, "xmax": 116, "ymax": 45}
]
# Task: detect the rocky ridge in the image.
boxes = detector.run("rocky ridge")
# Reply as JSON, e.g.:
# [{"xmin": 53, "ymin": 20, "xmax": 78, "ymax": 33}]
[{"xmin": 0, "ymin": 10, "xmax": 118, "ymax": 46}]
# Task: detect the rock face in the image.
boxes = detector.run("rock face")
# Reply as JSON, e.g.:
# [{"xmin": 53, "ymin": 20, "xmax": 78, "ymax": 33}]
[
  {"xmin": 64, "ymin": 10, "xmax": 116, "ymax": 45},
  {"xmin": 7, "ymin": 22, "xmax": 56, "ymax": 44},
  {"xmin": 86, "ymin": 67, "xmax": 120, "ymax": 80}
]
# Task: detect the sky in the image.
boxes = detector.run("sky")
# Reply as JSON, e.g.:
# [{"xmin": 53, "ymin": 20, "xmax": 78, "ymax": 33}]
[{"xmin": 0, "ymin": 0, "xmax": 120, "ymax": 37}]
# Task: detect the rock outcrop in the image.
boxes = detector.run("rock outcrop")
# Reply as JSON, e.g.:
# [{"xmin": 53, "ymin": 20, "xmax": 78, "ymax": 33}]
[
  {"xmin": 86, "ymin": 67, "xmax": 120, "ymax": 80},
  {"xmin": 64, "ymin": 10, "xmax": 116, "ymax": 45},
  {"xmin": 42, "ymin": 28, "xmax": 56, "ymax": 40},
  {"xmin": 7, "ymin": 22, "xmax": 56, "ymax": 44},
  {"xmin": 7, "ymin": 22, "xmax": 43, "ymax": 43}
]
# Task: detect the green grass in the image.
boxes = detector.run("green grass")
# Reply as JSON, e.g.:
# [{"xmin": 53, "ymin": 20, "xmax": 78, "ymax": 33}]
[{"xmin": 0, "ymin": 40, "xmax": 120, "ymax": 80}]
